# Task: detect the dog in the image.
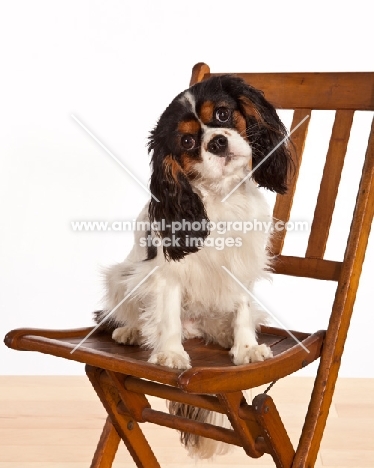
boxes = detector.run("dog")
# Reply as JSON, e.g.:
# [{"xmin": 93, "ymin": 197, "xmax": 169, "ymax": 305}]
[{"xmin": 95, "ymin": 74, "xmax": 291, "ymax": 458}]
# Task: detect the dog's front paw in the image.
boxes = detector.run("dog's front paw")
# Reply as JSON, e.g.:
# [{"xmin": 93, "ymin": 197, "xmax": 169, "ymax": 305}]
[
  {"xmin": 148, "ymin": 350, "xmax": 191, "ymax": 369},
  {"xmin": 112, "ymin": 327, "xmax": 141, "ymax": 345},
  {"xmin": 230, "ymin": 343, "xmax": 273, "ymax": 365}
]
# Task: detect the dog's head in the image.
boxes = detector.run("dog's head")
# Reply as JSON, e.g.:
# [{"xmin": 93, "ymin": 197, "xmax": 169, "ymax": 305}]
[{"xmin": 148, "ymin": 75, "xmax": 292, "ymax": 261}]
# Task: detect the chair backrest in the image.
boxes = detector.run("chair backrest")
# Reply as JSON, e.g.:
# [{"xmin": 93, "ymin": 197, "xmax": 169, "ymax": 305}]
[
  {"xmin": 190, "ymin": 63, "xmax": 374, "ymax": 283},
  {"xmin": 190, "ymin": 64, "xmax": 374, "ymax": 465}
]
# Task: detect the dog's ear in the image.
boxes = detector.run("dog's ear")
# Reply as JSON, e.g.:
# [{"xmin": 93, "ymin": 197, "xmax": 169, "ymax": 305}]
[
  {"xmin": 235, "ymin": 79, "xmax": 293, "ymax": 194},
  {"xmin": 148, "ymin": 134, "xmax": 209, "ymax": 261}
]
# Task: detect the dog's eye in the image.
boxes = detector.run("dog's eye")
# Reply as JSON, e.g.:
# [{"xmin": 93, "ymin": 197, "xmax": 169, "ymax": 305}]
[
  {"xmin": 181, "ymin": 135, "xmax": 196, "ymax": 150},
  {"xmin": 215, "ymin": 107, "xmax": 231, "ymax": 123}
]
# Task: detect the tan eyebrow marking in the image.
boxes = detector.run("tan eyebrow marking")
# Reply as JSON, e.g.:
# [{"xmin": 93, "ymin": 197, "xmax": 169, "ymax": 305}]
[
  {"xmin": 199, "ymin": 101, "xmax": 215, "ymax": 124},
  {"xmin": 178, "ymin": 120, "xmax": 200, "ymax": 134}
]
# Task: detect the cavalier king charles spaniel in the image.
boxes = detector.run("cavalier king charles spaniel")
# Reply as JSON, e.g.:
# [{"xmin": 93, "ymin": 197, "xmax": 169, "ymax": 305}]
[{"xmin": 95, "ymin": 74, "xmax": 291, "ymax": 457}]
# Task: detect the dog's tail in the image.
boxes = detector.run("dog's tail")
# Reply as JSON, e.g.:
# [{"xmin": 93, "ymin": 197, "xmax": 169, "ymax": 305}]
[{"xmin": 168, "ymin": 401, "xmax": 232, "ymax": 459}]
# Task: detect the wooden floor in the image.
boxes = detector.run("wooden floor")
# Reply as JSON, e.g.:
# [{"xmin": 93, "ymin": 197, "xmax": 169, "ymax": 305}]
[{"xmin": 0, "ymin": 376, "xmax": 373, "ymax": 467}]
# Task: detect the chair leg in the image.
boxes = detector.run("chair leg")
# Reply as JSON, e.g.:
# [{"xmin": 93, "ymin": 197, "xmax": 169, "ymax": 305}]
[
  {"xmin": 217, "ymin": 391, "xmax": 264, "ymax": 458},
  {"xmin": 252, "ymin": 393, "xmax": 295, "ymax": 468},
  {"xmin": 293, "ymin": 123, "xmax": 374, "ymax": 468},
  {"xmin": 86, "ymin": 365, "xmax": 161, "ymax": 468},
  {"xmin": 91, "ymin": 417, "xmax": 120, "ymax": 468}
]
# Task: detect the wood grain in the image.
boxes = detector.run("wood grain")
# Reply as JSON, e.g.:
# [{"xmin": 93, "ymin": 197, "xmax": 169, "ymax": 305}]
[{"xmin": 198, "ymin": 71, "xmax": 374, "ymax": 110}]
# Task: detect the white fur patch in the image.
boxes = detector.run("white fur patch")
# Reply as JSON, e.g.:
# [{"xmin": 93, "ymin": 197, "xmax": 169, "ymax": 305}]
[
  {"xmin": 181, "ymin": 91, "xmax": 208, "ymax": 130},
  {"xmin": 197, "ymin": 127, "xmax": 252, "ymax": 181}
]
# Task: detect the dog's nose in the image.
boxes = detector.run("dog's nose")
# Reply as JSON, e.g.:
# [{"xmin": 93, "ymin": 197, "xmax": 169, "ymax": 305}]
[{"xmin": 207, "ymin": 135, "xmax": 228, "ymax": 156}]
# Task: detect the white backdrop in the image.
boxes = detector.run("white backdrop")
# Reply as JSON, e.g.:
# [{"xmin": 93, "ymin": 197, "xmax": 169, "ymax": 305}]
[{"xmin": 1, "ymin": 1, "xmax": 373, "ymax": 376}]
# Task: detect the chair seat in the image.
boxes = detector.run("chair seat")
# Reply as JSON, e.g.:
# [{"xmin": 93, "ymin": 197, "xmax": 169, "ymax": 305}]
[{"xmin": 4, "ymin": 325, "xmax": 325, "ymax": 393}]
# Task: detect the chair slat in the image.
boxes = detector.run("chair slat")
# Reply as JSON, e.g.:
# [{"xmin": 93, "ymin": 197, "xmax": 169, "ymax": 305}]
[
  {"xmin": 271, "ymin": 108, "xmax": 311, "ymax": 255},
  {"xmin": 273, "ymin": 255, "xmax": 342, "ymax": 281},
  {"xmin": 306, "ymin": 110, "xmax": 355, "ymax": 258},
  {"xmin": 204, "ymin": 72, "xmax": 374, "ymax": 110}
]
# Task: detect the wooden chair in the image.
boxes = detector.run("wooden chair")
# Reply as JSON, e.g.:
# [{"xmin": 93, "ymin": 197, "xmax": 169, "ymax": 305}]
[{"xmin": 4, "ymin": 63, "xmax": 374, "ymax": 468}]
